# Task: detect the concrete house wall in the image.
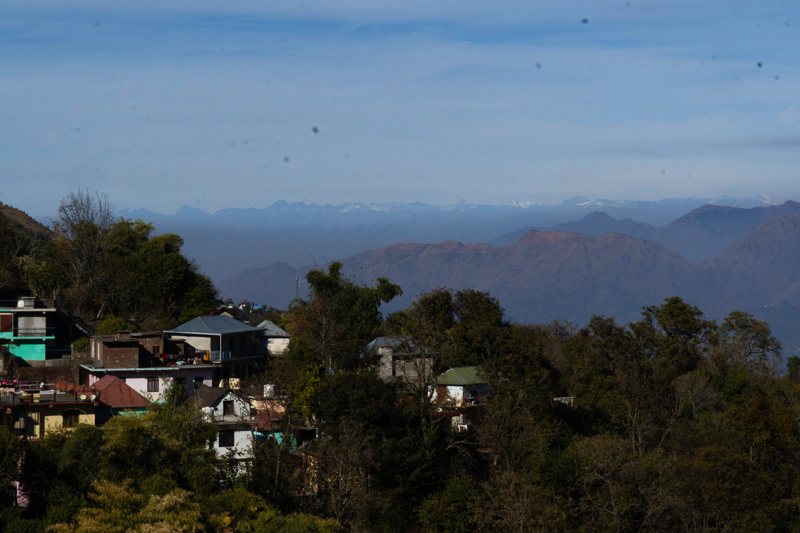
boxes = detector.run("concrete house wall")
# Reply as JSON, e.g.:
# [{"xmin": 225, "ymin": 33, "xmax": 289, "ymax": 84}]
[
  {"xmin": 84, "ymin": 367, "xmax": 215, "ymax": 400},
  {"xmin": 91, "ymin": 338, "xmax": 143, "ymax": 368},
  {"xmin": 168, "ymin": 334, "xmax": 215, "ymax": 354},
  {"xmin": 7, "ymin": 402, "xmax": 96, "ymax": 440},
  {"xmin": 214, "ymin": 428, "xmax": 253, "ymax": 461}
]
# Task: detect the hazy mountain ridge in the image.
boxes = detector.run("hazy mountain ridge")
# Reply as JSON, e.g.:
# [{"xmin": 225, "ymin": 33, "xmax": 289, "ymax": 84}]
[
  {"xmin": 708, "ymin": 214, "xmax": 800, "ymax": 305},
  {"xmin": 490, "ymin": 200, "xmax": 800, "ymax": 263},
  {"xmin": 118, "ymin": 195, "xmax": 782, "ymax": 229},
  {"xmin": 653, "ymin": 200, "xmax": 800, "ymax": 263},
  {"xmin": 218, "ymin": 229, "xmax": 739, "ymax": 325},
  {"xmin": 218, "ymin": 210, "xmax": 800, "ymax": 332},
  {"xmin": 116, "ymin": 195, "xmax": 788, "ymax": 282},
  {"xmin": 489, "ymin": 212, "xmax": 657, "ymax": 247}
]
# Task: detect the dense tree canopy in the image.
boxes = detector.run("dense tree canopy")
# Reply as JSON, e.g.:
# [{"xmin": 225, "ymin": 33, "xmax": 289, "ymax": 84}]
[
  {"xmin": 284, "ymin": 261, "xmax": 402, "ymax": 371},
  {"xmin": 4, "ymin": 198, "xmax": 800, "ymax": 532},
  {"xmin": 2, "ymin": 191, "xmax": 218, "ymax": 328}
]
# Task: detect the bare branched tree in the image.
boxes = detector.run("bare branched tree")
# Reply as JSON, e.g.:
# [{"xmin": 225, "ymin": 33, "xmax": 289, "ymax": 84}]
[
  {"xmin": 49, "ymin": 189, "xmax": 116, "ymax": 316},
  {"xmin": 311, "ymin": 422, "xmax": 382, "ymax": 531},
  {"xmin": 673, "ymin": 371, "xmax": 720, "ymax": 418}
]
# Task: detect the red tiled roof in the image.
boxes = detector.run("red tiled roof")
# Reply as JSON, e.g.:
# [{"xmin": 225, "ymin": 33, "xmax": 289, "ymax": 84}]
[{"xmin": 94, "ymin": 375, "xmax": 150, "ymax": 409}]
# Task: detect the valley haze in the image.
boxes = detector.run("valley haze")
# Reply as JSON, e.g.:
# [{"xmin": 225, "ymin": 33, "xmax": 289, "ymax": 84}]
[
  {"xmin": 125, "ymin": 195, "xmax": 796, "ymax": 357},
  {"xmin": 114, "ymin": 194, "xmax": 793, "ymax": 284}
]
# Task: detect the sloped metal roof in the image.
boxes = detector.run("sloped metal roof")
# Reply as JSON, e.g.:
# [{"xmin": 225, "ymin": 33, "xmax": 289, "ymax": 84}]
[
  {"xmin": 165, "ymin": 315, "xmax": 261, "ymax": 336},
  {"xmin": 189, "ymin": 384, "xmax": 231, "ymax": 408},
  {"xmin": 436, "ymin": 366, "xmax": 486, "ymax": 386},
  {"xmin": 366, "ymin": 336, "xmax": 413, "ymax": 349},
  {"xmin": 257, "ymin": 320, "xmax": 290, "ymax": 337}
]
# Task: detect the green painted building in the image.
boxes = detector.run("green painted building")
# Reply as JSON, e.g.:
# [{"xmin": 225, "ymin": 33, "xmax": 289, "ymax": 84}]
[{"xmin": 0, "ymin": 297, "xmax": 94, "ymax": 363}]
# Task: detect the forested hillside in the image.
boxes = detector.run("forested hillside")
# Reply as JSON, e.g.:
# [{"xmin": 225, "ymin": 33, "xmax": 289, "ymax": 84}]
[
  {"xmin": 3, "ymin": 258, "xmax": 799, "ymax": 532},
  {"xmin": 0, "ymin": 191, "xmax": 218, "ymax": 329},
  {"xmin": 4, "ymin": 195, "xmax": 800, "ymax": 532}
]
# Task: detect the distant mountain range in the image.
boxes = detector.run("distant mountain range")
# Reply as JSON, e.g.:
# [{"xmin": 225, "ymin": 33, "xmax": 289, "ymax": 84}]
[
  {"xmin": 216, "ymin": 200, "xmax": 800, "ymax": 355},
  {"xmin": 116, "ymin": 195, "xmax": 788, "ymax": 282},
  {"xmin": 8, "ymin": 194, "xmax": 800, "ymax": 353},
  {"xmin": 120, "ymin": 195, "xmax": 782, "ymax": 230},
  {"xmin": 491, "ymin": 200, "xmax": 800, "ymax": 263}
]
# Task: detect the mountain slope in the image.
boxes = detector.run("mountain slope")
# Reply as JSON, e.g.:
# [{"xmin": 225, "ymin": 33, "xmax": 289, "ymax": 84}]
[
  {"xmin": 0, "ymin": 202, "xmax": 52, "ymax": 238},
  {"xmin": 489, "ymin": 211, "xmax": 655, "ymax": 247},
  {"xmin": 220, "ymin": 231, "xmax": 739, "ymax": 325},
  {"xmin": 652, "ymin": 201, "xmax": 800, "ymax": 263},
  {"xmin": 709, "ymin": 214, "xmax": 800, "ymax": 306},
  {"xmin": 490, "ymin": 200, "xmax": 800, "ymax": 265},
  {"xmin": 342, "ymin": 232, "xmax": 734, "ymax": 324}
]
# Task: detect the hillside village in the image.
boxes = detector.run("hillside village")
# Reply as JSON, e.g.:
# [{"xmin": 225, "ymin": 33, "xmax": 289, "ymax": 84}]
[{"xmin": 3, "ymin": 195, "xmax": 800, "ymax": 532}]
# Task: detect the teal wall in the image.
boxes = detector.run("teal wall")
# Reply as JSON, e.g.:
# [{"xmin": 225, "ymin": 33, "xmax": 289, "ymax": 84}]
[
  {"xmin": 0, "ymin": 310, "xmax": 55, "ymax": 361},
  {"xmin": 9, "ymin": 339, "xmax": 47, "ymax": 360}
]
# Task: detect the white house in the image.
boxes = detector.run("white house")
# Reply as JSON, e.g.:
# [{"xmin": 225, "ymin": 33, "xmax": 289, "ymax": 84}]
[
  {"xmin": 82, "ymin": 332, "xmax": 216, "ymax": 401},
  {"xmin": 366, "ymin": 337, "xmax": 432, "ymax": 384},
  {"xmin": 190, "ymin": 385, "xmax": 253, "ymax": 461},
  {"xmin": 164, "ymin": 316, "xmax": 266, "ymax": 388},
  {"xmin": 256, "ymin": 320, "xmax": 291, "ymax": 357}
]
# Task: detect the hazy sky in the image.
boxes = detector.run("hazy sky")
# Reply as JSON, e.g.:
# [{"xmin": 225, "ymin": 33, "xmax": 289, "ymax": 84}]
[{"xmin": 2, "ymin": 0, "xmax": 799, "ymax": 218}]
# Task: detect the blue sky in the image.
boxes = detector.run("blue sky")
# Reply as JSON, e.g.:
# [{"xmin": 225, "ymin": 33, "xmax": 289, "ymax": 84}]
[{"xmin": 2, "ymin": 0, "xmax": 798, "ymax": 218}]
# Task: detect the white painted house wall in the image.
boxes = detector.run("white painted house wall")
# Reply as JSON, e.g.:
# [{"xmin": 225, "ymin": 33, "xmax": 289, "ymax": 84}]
[
  {"xmin": 213, "ymin": 427, "xmax": 253, "ymax": 461},
  {"xmin": 267, "ymin": 337, "xmax": 290, "ymax": 356},
  {"xmin": 205, "ymin": 391, "xmax": 253, "ymax": 460},
  {"xmin": 85, "ymin": 367, "xmax": 214, "ymax": 400}
]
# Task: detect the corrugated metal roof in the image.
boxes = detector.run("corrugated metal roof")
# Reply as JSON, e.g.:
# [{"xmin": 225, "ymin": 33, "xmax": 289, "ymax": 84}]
[
  {"xmin": 366, "ymin": 336, "xmax": 413, "ymax": 349},
  {"xmin": 165, "ymin": 315, "xmax": 261, "ymax": 335},
  {"xmin": 436, "ymin": 366, "xmax": 486, "ymax": 386},
  {"xmin": 257, "ymin": 320, "xmax": 289, "ymax": 337}
]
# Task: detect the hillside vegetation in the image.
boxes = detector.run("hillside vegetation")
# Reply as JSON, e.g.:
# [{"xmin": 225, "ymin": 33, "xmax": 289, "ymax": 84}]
[
  {"xmin": 0, "ymin": 191, "xmax": 218, "ymax": 329},
  {"xmin": 3, "ymin": 268, "xmax": 800, "ymax": 532}
]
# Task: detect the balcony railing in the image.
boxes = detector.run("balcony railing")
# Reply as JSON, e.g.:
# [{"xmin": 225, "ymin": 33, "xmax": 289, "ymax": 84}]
[
  {"xmin": 205, "ymin": 349, "xmax": 262, "ymax": 363},
  {"xmin": 209, "ymin": 351, "xmax": 232, "ymax": 362}
]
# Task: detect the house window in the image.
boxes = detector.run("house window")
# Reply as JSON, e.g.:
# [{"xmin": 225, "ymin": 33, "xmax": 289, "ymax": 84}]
[
  {"xmin": 152, "ymin": 344, "xmax": 161, "ymax": 355},
  {"xmin": 223, "ymin": 400, "xmax": 234, "ymax": 416},
  {"xmin": 219, "ymin": 431, "xmax": 235, "ymax": 448},
  {"xmin": 174, "ymin": 377, "xmax": 186, "ymax": 388},
  {"xmin": 63, "ymin": 410, "xmax": 81, "ymax": 428},
  {"xmin": 194, "ymin": 376, "xmax": 204, "ymax": 390},
  {"xmin": 147, "ymin": 377, "xmax": 159, "ymax": 393},
  {"xmin": 18, "ymin": 315, "xmax": 46, "ymax": 337}
]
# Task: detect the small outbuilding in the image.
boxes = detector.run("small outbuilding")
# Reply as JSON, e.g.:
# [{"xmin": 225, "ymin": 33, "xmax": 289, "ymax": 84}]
[{"xmin": 435, "ymin": 366, "xmax": 491, "ymax": 408}]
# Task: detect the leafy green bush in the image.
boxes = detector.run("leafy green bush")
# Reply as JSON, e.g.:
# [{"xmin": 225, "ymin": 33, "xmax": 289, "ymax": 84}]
[
  {"xmin": 97, "ymin": 316, "xmax": 133, "ymax": 336},
  {"xmin": 70, "ymin": 337, "xmax": 90, "ymax": 352}
]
